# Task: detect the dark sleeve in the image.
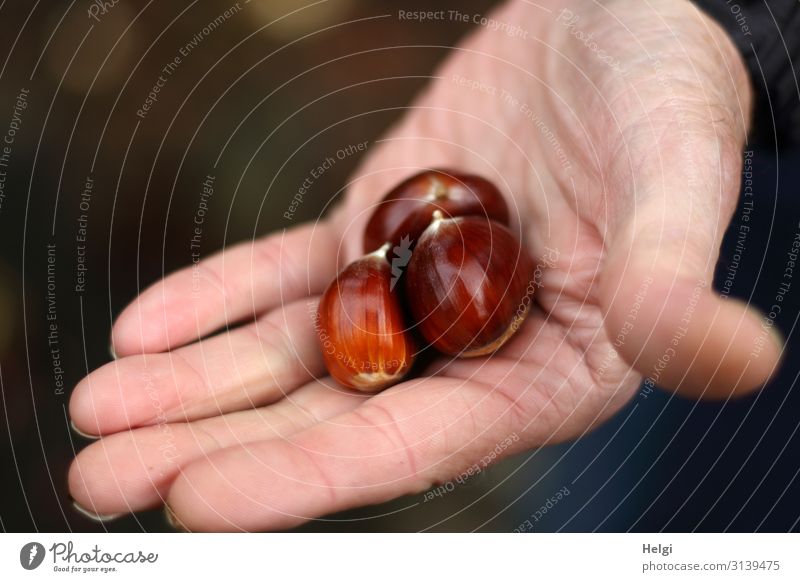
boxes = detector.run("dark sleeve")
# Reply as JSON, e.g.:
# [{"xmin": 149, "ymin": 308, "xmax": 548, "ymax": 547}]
[{"xmin": 692, "ymin": 0, "xmax": 800, "ymax": 147}]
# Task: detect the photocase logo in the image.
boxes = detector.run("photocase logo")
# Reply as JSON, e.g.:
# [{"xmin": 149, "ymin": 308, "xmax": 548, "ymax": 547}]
[
  {"xmin": 19, "ymin": 542, "xmax": 45, "ymax": 570},
  {"xmin": 390, "ymin": 235, "xmax": 413, "ymax": 291}
]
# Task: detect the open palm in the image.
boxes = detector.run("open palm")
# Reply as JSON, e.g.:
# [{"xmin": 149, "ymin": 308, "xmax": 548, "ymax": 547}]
[{"xmin": 69, "ymin": 0, "xmax": 781, "ymax": 531}]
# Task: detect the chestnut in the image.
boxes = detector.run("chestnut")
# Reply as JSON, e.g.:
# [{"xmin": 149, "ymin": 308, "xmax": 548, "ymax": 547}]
[
  {"xmin": 316, "ymin": 244, "xmax": 417, "ymax": 392},
  {"xmin": 405, "ymin": 212, "xmax": 534, "ymax": 357},
  {"xmin": 363, "ymin": 169, "xmax": 510, "ymax": 252}
]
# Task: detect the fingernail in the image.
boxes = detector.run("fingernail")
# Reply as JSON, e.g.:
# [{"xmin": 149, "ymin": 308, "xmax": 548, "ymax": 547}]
[
  {"xmin": 109, "ymin": 343, "xmax": 117, "ymax": 360},
  {"xmin": 72, "ymin": 500, "xmax": 123, "ymax": 523},
  {"xmin": 70, "ymin": 420, "xmax": 100, "ymax": 440},
  {"xmin": 164, "ymin": 504, "xmax": 189, "ymax": 532}
]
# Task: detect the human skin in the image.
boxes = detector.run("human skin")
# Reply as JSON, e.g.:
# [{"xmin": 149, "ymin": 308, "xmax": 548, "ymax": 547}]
[{"xmin": 68, "ymin": 0, "xmax": 782, "ymax": 531}]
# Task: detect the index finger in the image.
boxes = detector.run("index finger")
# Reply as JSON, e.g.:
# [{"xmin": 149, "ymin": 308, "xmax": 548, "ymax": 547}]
[{"xmin": 111, "ymin": 222, "xmax": 339, "ymax": 357}]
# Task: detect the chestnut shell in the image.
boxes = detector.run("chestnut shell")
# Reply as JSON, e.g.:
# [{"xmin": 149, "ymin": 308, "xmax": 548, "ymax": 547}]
[
  {"xmin": 363, "ymin": 169, "xmax": 509, "ymax": 253},
  {"xmin": 405, "ymin": 216, "xmax": 534, "ymax": 356},
  {"xmin": 317, "ymin": 245, "xmax": 416, "ymax": 391}
]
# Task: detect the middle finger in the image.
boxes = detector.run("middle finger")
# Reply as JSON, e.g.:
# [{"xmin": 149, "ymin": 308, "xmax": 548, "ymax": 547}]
[{"xmin": 70, "ymin": 297, "xmax": 325, "ymax": 436}]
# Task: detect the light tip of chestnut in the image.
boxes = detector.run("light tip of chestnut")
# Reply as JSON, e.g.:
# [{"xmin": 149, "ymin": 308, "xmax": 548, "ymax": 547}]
[
  {"xmin": 368, "ymin": 241, "xmax": 392, "ymax": 259},
  {"xmin": 430, "ymin": 175, "xmax": 448, "ymax": 200},
  {"xmin": 430, "ymin": 210, "xmax": 448, "ymax": 227}
]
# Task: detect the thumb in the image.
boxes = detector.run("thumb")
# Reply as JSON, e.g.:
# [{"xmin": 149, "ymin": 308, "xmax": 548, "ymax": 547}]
[{"xmin": 599, "ymin": 82, "xmax": 782, "ymax": 400}]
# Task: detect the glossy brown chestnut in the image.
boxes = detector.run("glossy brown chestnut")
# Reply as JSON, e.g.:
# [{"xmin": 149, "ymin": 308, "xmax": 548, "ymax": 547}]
[
  {"xmin": 316, "ymin": 244, "xmax": 417, "ymax": 391},
  {"xmin": 405, "ymin": 213, "xmax": 534, "ymax": 357},
  {"xmin": 363, "ymin": 169, "xmax": 510, "ymax": 253}
]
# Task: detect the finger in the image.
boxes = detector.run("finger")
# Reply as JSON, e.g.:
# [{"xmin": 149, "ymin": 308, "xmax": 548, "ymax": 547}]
[
  {"xmin": 111, "ymin": 222, "xmax": 338, "ymax": 357},
  {"xmin": 165, "ymin": 377, "xmax": 530, "ymax": 531},
  {"xmin": 71, "ymin": 298, "xmax": 325, "ymax": 436},
  {"xmin": 603, "ymin": 273, "xmax": 781, "ymax": 399},
  {"xmin": 68, "ymin": 381, "xmax": 365, "ymax": 517},
  {"xmin": 598, "ymin": 32, "xmax": 782, "ymax": 398}
]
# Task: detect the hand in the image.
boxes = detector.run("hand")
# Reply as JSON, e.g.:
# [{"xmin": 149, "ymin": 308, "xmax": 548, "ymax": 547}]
[{"xmin": 68, "ymin": 0, "xmax": 782, "ymax": 531}]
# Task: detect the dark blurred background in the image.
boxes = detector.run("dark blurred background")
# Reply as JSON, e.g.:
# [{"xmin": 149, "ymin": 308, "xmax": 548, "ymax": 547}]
[{"xmin": 0, "ymin": 0, "xmax": 797, "ymax": 533}]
